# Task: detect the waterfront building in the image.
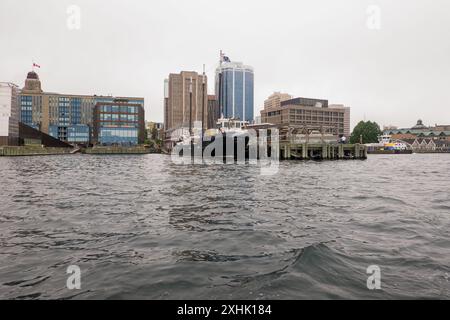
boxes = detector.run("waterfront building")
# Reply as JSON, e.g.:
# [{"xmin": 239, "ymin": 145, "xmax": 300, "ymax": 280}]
[
  {"xmin": 215, "ymin": 59, "xmax": 254, "ymax": 122},
  {"xmin": 260, "ymin": 95, "xmax": 351, "ymax": 137},
  {"xmin": 383, "ymin": 120, "xmax": 450, "ymax": 142},
  {"xmin": 404, "ymin": 138, "xmax": 449, "ymax": 152},
  {"xmin": 93, "ymin": 98, "xmax": 145, "ymax": 145},
  {"xmin": 0, "ymin": 82, "xmax": 20, "ymax": 146},
  {"xmin": 18, "ymin": 71, "xmax": 144, "ymax": 145}
]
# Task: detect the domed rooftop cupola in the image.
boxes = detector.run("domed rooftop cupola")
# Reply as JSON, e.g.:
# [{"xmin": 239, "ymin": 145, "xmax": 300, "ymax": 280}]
[
  {"xmin": 23, "ymin": 71, "xmax": 43, "ymax": 93},
  {"xmin": 27, "ymin": 71, "xmax": 39, "ymax": 80}
]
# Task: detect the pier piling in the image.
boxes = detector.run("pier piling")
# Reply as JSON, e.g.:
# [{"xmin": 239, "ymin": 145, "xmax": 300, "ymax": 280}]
[{"xmin": 278, "ymin": 142, "xmax": 366, "ymax": 161}]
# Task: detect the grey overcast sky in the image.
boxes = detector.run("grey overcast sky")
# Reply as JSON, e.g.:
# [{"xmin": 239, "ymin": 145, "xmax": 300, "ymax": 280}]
[{"xmin": 1, "ymin": 0, "xmax": 450, "ymax": 129}]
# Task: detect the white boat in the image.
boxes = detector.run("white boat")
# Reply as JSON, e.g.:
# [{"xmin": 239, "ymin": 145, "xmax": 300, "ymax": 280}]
[
  {"xmin": 176, "ymin": 117, "xmax": 250, "ymax": 146},
  {"xmin": 366, "ymin": 134, "xmax": 411, "ymax": 153},
  {"xmin": 215, "ymin": 117, "xmax": 249, "ymax": 137}
]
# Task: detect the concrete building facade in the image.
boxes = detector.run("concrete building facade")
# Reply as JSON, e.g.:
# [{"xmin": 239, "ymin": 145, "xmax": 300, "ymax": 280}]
[
  {"xmin": 264, "ymin": 92, "xmax": 293, "ymax": 111},
  {"xmin": 261, "ymin": 96, "xmax": 351, "ymax": 137},
  {"xmin": 165, "ymin": 71, "xmax": 208, "ymax": 132},
  {"xmin": 0, "ymin": 82, "xmax": 20, "ymax": 146}
]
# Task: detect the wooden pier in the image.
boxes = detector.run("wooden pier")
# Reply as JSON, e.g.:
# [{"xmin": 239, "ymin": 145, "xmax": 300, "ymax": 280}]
[
  {"xmin": 280, "ymin": 142, "xmax": 367, "ymax": 160},
  {"xmin": 250, "ymin": 124, "xmax": 368, "ymax": 160}
]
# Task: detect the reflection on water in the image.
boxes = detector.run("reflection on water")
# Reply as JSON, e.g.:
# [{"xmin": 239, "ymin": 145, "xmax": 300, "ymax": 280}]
[{"xmin": 0, "ymin": 154, "xmax": 449, "ymax": 299}]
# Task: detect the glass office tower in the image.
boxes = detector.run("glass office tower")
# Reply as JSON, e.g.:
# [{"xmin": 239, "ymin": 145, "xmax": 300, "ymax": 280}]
[{"xmin": 216, "ymin": 61, "xmax": 254, "ymax": 122}]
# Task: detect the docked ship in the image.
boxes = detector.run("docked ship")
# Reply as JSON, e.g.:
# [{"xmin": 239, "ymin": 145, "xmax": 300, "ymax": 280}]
[
  {"xmin": 366, "ymin": 135, "xmax": 412, "ymax": 154},
  {"xmin": 175, "ymin": 117, "xmax": 252, "ymax": 159}
]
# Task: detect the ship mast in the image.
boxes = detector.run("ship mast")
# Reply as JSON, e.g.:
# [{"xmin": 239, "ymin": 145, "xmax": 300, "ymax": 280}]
[
  {"xmin": 201, "ymin": 64, "xmax": 206, "ymax": 154},
  {"xmin": 218, "ymin": 51, "xmax": 224, "ymax": 119}
]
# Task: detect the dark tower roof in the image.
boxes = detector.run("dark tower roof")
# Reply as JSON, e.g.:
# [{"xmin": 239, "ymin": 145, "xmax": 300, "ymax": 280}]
[
  {"xmin": 27, "ymin": 71, "xmax": 39, "ymax": 80},
  {"xmin": 412, "ymin": 119, "xmax": 427, "ymax": 130},
  {"xmin": 23, "ymin": 71, "xmax": 43, "ymax": 93}
]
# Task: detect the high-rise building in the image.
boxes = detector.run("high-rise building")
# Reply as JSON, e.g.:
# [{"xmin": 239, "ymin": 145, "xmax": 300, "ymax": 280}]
[
  {"xmin": 216, "ymin": 60, "xmax": 254, "ymax": 122},
  {"xmin": 261, "ymin": 95, "xmax": 351, "ymax": 137},
  {"xmin": 165, "ymin": 71, "xmax": 208, "ymax": 132},
  {"xmin": 0, "ymin": 82, "xmax": 20, "ymax": 146},
  {"xmin": 18, "ymin": 71, "xmax": 144, "ymax": 145}
]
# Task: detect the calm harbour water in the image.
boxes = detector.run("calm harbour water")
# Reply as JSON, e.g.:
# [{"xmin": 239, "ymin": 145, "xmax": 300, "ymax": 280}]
[{"xmin": 0, "ymin": 154, "xmax": 449, "ymax": 300}]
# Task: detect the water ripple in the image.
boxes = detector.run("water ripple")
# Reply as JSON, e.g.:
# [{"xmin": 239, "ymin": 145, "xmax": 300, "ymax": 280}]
[{"xmin": 0, "ymin": 154, "xmax": 449, "ymax": 299}]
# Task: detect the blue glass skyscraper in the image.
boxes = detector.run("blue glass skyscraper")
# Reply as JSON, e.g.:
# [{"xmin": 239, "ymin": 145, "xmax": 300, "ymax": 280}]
[{"xmin": 216, "ymin": 60, "xmax": 254, "ymax": 122}]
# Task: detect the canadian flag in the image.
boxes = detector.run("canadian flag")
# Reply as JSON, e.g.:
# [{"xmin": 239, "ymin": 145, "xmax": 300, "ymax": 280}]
[{"xmin": 33, "ymin": 63, "xmax": 41, "ymax": 68}]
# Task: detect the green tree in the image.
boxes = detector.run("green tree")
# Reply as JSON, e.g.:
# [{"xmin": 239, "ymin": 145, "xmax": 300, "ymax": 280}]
[
  {"xmin": 144, "ymin": 129, "xmax": 150, "ymax": 145},
  {"xmin": 350, "ymin": 121, "xmax": 382, "ymax": 144},
  {"xmin": 150, "ymin": 127, "xmax": 158, "ymax": 141}
]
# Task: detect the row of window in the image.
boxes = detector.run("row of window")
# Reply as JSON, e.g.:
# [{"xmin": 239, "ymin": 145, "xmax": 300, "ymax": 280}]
[
  {"xmin": 289, "ymin": 116, "xmax": 344, "ymax": 121},
  {"xmin": 100, "ymin": 105, "xmax": 140, "ymax": 113},
  {"xmin": 99, "ymin": 122, "xmax": 139, "ymax": 128},
  {"xmin": 99, "ymin": 114, "xmax": 138, "ymax": 121},
  {"xmin": 100, "ymin": 128, "xmax": 138, "ymax": 138},
  {"xmin": 99, "ymin": 128, "xmax": 139, "ymax": 145},
  {"xmin": 290, "ymin": 110, "xmax": 344, "ymax": 115}
]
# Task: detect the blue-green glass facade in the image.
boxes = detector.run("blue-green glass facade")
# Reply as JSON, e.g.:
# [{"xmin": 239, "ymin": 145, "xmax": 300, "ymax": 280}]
[
  {"xmin": 47, "ymin": 96, "xmax": 92, "ymax": 143},
  {"xmin": 216, "ymin": 62, "xmax": 254, "ymax": 122},
  {"xmin": 49, "ymin": 124, "xmax": 90, "ymax": 143},
  {"xmin": 95, "ymin": 100, "xmax": 144, "ymax": 146},
  {"xmin": 20, "ymin": 96, "xmax": 33, "ymax": 126},
  {"xmin": 99, "ymin": 127, "xmax": 139, "ymax": 145}
]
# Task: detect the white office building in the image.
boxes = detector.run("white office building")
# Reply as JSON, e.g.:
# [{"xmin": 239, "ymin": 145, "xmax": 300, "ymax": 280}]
[{"xmin": 0, "ymin": 82, "xmax": 20, "ymax": 146}]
